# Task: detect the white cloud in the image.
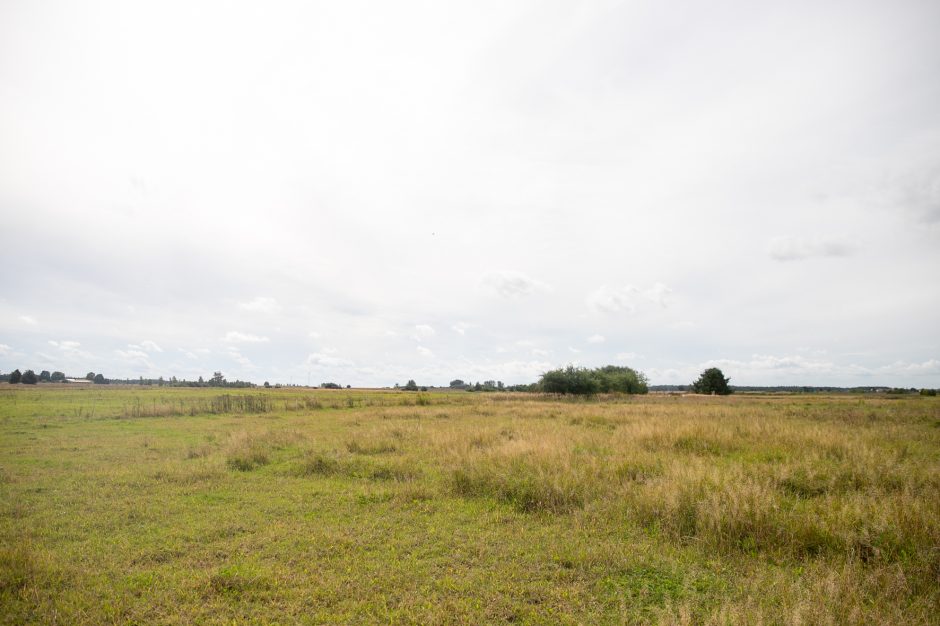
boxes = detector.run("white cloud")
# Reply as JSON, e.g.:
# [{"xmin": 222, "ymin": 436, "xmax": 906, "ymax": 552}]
[
  {"xmin": 463, "ymin": 360, "xmax": 554, "ymax": 382},
  {"xmin": 451, "ymin": 322, "xmax": 471, "ymax": 335},
  {"xmin": 305, "ymin": 352, "xmax": 353, "ymax": 368},
  {"xmin": 568, "ymin": 347, "xmax": 581, "ymax": 353},
  {"xmin": 872, "ymin": 359, "xmax": 940, "ymax": 375},
  {"xmin": 616, "ymin": 352, "xmax": 641, "ymax": 361},
  {"xmin": 587, "ymin": 334, "xmax": 605, "ymax": 344},
  {"xmin": 412, "ymin": 325, "xmax": 436, "ymax": 340},
  {"xmin": 649, "ymin": 356, "xmax": 940, "ymax": 387},
  {"xmin": 48, "ymin": 340, "xmax": 82, "ymax": 352},
  {"xmin": 0, "ymin": 344, "xmax": 12, "ymax": 356},
  {"xmin": 481, "ymin": 271, "xmax": 550, "ymax": 298},
  {"xmin": 768, "ymin": 236, "xmax": 856, "ymax": 261},
  {"xmin": 643, "ymin": 283, "xmax": 672, "ymax": 307},
  {"xmin": 223, "ymin": 331, "xmax": 269, "ymax": 343},
  {"xmin": 308, "ymin": 331, "xmax": 321, "ymax": 339},
  {"xmin": 131, "ymin": 340, "xmax": 163, "ymax": 353},
  {"xmin": 238, "ymin": 297, "xmax": 282, "ymax": 313},
  {"xmin": 586, "ymin": 285, "xmax": 638, "ymax": 313},
  {"xmin": 115, "ymin": 349, "xmax": 150, "ymax": 361},
  {"xmin": 416, "ymin": 346, "xmax": 434, "ymax": 357},
  {"xmin": 19, "ymin": 315, "xmax": 38, "ymax": 326},
  {"xmin": 226, "ymin": 348, "xmax": 253, "ymax": 368}
]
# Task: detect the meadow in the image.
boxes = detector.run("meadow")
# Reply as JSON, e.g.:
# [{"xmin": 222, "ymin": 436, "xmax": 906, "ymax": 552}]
[{"xmin": 0, "ymin": 386, "xmax": 937, "ymax": 624}]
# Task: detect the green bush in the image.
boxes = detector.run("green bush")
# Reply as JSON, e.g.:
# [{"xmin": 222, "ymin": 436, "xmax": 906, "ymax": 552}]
[{"xmin": 539, "ymin": 365, "xmax": 648, "ymax": 395}]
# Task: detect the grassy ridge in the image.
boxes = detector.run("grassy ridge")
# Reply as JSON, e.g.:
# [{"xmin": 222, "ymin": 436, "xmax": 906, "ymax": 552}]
[{"xmin": 0, "ymin": 387, "xmax": 938, "ymax": 624}]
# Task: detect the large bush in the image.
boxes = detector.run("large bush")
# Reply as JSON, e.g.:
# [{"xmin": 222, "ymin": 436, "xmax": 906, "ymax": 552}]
[{"xmin": 539, "ymin": 365, "xmax": 648, "ymax": 395}]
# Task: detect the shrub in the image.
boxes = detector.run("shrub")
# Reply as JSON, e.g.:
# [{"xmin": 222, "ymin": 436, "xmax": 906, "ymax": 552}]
[
  {"xmin": 21, "ymin": 370, "xmax": 38, "ymax": 385},
  {"xmin": 539, "ymin": 365, "xmax": 649, "ymax": 395},
  {"xmin": 540, "ymin": 366, "xmax": 600, "ymax": 395}
]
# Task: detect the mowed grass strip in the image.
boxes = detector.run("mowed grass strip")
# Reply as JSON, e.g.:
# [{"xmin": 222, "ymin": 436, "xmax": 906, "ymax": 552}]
[{"xmin": 0, "ymin": 386, "xmax": 938, "ymax": 624}]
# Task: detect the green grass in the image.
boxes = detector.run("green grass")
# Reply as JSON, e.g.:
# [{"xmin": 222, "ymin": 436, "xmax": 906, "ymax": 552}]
[{"xmin": 0, "ymin": 386, "xmax": 938, "ymax": 624}]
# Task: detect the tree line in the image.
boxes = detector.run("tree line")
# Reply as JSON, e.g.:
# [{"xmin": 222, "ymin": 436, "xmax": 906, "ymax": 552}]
[
  {"xmin": 0, "ymin": 370, "xmax": 254, "ymax": 388},
  {"xmin": 397, "ymin": 365, "xmax": 737, "ymax": 397}
]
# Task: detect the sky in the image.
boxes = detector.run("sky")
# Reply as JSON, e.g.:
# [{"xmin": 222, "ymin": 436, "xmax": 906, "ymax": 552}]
[{"xmin": 1, "ymin": 0, "xmax": 939, "ymax": 388}]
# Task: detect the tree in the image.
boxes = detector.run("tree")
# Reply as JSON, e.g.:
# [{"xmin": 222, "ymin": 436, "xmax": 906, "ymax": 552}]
[
  {"xmin": 85, "ymin": 372, "xmax": 95, "ymax": 381},
  {"xmin": 93, "ymin": 373, "xmax": 108, "ymax": 385},
  {"xmin": 540, "ymin": 366, "xmax": 599, "ymax": 395},
  {"xmin": 403, "ymin": 379, "xmax": 419, "ymax": 391},
  {"xmin": 51, "ymin": 371, "xmax": 65, "ymax": 382},
  {"xmin": 40, "ymin": 370, "xmax": 51, "ymax": 382},
  {"xmin": 209, "ymin": 371, "xmax": 226, "ymax": 386},
  {"xmin": 449, "ymin": 379, "xmax": 466, "ymax": 389},
  {"xmin": 691, "ymin": 368, "xmax": 732, "ymax": 395},
  {"xmin": 263, "ymin": 381, "xmax": 271, "ymax": 388},
  {"xmin": 9, "ymin": 369, "xmax": 22, "ymax": 384},
  {"xmin": 22, "ymin": 370, "xmax": 38, "ymax": 385}
]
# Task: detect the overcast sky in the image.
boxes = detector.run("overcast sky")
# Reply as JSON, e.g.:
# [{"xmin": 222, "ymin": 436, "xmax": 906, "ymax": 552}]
[{"xmin": 1, "ymin": 0, "xmax": 939, "ymax": 387}]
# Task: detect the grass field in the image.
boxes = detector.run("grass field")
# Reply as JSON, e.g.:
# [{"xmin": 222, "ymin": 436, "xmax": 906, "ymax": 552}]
[{"xmin": 1, "ymin": 386, "xmax": 938, "ymax": 624}]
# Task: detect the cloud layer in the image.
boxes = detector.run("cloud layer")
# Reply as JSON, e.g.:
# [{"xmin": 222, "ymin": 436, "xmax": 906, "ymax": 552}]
[{"xmin": 0, "ymin": 0, "xmax": 937, "ymax": 387}]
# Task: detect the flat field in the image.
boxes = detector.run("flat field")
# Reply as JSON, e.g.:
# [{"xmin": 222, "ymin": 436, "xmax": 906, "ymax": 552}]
[{"xmin": 0, "ymin": 386, "xmax": 938, "ymax": 624}]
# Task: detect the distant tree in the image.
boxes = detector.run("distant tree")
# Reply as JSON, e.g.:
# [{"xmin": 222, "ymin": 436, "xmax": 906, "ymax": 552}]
[
  {"xmin": 449, "ymin": 379, "xmax": 466, "ymax": 389},
  {"xmin": 497, "ymin": 381, "xmax": 505, "ymax": 390},
  {"xmin": 198, "ymin": 375, "xmax": 204, "ymax": 384},
  {"xmin": 403, "ymin": 379, "xmax": 419, "ymax": 391},
  {"xmin": 209, "ymin": 371, "xmax": 226, "ymax": 386},
  {"xmin": 420, "ymin": 386, "xmax": 428, "ymax": 392},
  {"xmin": 921, "ymin": 388, "xmax": 937, "ymax": 396},
  {"xmin": 85, "ymin": 372, "xmax": 95, "ymax": 381},
  {"xmin": 593, "ymin": 365, "xmax": 649, "ymax": 394},
  {"xmin": 263, "ymin": 381, "xmax": 271, "ymax": 388},
  {"xmin": 39, "ymin": 370, "xmax": 51, "ymax": 382},
  {"xmin": 22, "ymin": 370, "xmax": 38, "ymax": 385},
  {"xmin": 9, "ymin": 369, "xmax": 22, "ymax": 384},
  {"xmin": 540, "ymin": 366, "xmax": 599, "ymax": 396},
  {"xmin": 691, "ymin": 368, "xmax": 732, "ymax": 395},
  {"xmin": 321, "ymin": 382, "xmax": 341, "ymax": 389},
  {"xmin": 93, "ymin": 373, "xmax": 108, "ymax": 385},
  {"xmin": 346, "ymin": 385, "xmax": 351, "ymax": 389},
  {"xmin": 51, "ymin": 371, "xmax": 66, "ymax": 382}
]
